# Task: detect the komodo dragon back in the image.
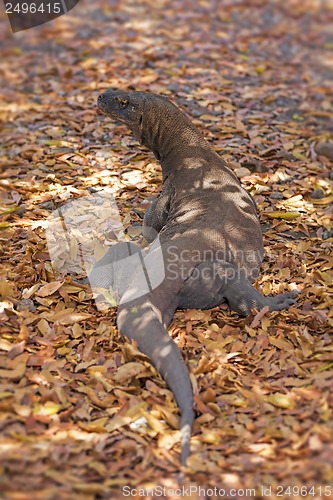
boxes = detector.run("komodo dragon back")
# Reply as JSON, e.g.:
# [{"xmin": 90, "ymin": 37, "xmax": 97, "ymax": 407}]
[{"xmin": 87, "ymin": 89, "xmax": 299, "ymax": 468}]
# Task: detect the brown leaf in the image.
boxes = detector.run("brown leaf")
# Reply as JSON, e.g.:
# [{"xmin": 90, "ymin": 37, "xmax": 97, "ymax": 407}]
[
  {"xmin": 250, "ymin": 306, "xmax": 269, "ymax": 328},
  {"xmin": 37, "ymin": 281, "xmax": 64, "ymax": 297},
  {"xmin": 0, "ymin": 361, "xmax": 26, "ymax": 380}
]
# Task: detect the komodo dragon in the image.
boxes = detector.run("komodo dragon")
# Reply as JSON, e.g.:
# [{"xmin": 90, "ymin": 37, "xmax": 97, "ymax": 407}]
[{"xmin": 86, "ymin": 90, "xmax": 298, "ymax": 466}]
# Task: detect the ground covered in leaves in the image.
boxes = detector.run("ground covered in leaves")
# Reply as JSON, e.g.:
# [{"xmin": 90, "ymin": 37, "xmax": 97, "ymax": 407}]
[{"xmin": 0, "ymin": 0, "xmax": 333, "ymax": 498}]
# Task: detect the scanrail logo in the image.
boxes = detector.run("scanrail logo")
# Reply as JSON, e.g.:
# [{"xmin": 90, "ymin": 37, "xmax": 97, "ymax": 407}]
[
  {"xmin": 4, "ymin": 0, "xmax": 80, "ymax": 33},
  {"xmin": 45, "ymin": 191, "xmax": 164, "ymax": 310}
]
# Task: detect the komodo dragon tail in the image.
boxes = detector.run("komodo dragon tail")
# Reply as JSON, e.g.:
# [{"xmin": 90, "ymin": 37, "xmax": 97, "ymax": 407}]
[
  {"xmin": 117, "ymin": 299, "xmax": 194, "ymax": 466},
  {"xmin": 84, "ymin": 241, "xmax": 195, "ymax": 466}
]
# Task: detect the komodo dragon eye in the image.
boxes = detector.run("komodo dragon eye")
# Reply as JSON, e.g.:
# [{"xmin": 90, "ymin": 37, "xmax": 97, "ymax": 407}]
[{"xmin": 117, "ymin": 98, "xmax": 129, "ymax": 108}]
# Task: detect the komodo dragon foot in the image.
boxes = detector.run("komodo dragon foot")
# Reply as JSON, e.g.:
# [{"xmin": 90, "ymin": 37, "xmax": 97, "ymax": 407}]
[{"xmin": 178, "ymin": 260, "xmax": 299, "ymax": 316}]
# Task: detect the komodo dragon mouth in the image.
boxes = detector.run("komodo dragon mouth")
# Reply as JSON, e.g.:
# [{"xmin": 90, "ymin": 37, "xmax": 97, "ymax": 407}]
[{"xmin": 98, "ymin": 92, "xmax": 132, "ymax": 125}]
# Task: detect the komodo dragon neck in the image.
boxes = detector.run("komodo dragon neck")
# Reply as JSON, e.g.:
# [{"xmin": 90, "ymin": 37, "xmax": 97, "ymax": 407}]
[
  {"xmin": 139, "ymin": 98, "xmax": 241, "ymax": 191},
  {"xmin": 141, "ymin": 101, "xmax": 211, "ymax": 165}
]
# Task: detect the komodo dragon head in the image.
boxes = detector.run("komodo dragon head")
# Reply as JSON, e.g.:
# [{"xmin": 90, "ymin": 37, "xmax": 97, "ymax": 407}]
[
  {"xmin": 98, "ymin": 90, "xmax": 143, "ymax": 129},
  {"xmin": 98, "ymin": 89, "xmax": 207, "ymax": 162},
  {"xmin": 98, "ymin": 89, "xmax": 167, "ymax": 140}
]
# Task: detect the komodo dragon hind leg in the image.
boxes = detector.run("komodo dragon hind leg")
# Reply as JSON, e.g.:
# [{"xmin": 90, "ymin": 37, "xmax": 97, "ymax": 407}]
[
  {"xmin": 223, "ymin": 278, "xmax": 299, "ymax": 316},
  {"xmin": 178, "ymin": 261, "xmax": 298, "ymax": 316},
  {"xmin": 83, "ymin": 241, "xmax": 142, "ymax": 293}
]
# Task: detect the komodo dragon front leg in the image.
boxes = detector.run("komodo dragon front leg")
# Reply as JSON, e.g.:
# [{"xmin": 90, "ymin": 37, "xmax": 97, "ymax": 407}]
[
  {"xmin": 178, "ymin": 261, "xmax": 298, "ymax": 315},
  {"xmin": 143, "ymin": 181, "xmax": 172, "ymax": 243}
]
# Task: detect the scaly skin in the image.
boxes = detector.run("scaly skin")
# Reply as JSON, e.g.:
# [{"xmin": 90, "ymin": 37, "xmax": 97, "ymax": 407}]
[{"xmin": 87, "ymin": 90, "xmax": 298, "ymax": 467}]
